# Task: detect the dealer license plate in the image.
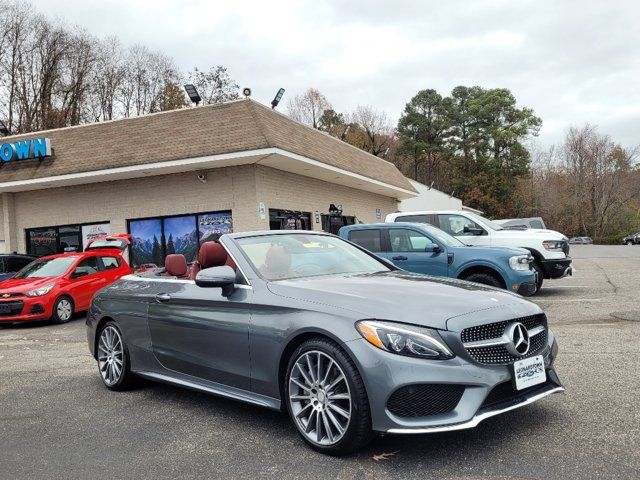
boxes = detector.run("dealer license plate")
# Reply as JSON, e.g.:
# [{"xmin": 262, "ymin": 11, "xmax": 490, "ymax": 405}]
[{"xmin": 513, "ymin": 355, "xmax": 546, "ymax": 390}]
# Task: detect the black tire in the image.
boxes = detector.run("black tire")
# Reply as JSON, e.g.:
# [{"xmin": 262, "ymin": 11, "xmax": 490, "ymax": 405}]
[
  {"xmin": 51, "ymin": 295, "xmax": 74, "ymax": 324},
  {"xmin": 532, "ymin": 261, "xmax": 544, "ymax": 292},
  {"xmin": 284, "ymin": 338, "xmax": 374, "ymax": 455},
  {"xmin": 96, "ymin": 321, "xmax": 137, "ymax": 391},
  {"xmin": 462, "ymin": 271, "xmax": 504, "ymax": 289},
  {"xmin": 626, "ymin": 241, "xmax": 634, "ymax": 246}
]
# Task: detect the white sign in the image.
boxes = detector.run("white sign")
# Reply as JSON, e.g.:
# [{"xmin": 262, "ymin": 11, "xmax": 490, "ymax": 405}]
[
  {"xmin": 82, "ymin": 223, "xmax": 111, "ymax": 250},
  {"xmin": 513, "ymin": 355, "xmax": 546, "ymax": 390},
  {"xmin": 375, "ymin": 208, "xmax": 382, "ymax": 219},
  {"xmin": 259, "ymin": 202, "xmax": 266, "ymax": 220}
]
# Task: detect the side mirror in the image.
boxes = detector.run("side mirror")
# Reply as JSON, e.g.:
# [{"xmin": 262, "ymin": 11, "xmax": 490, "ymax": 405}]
[
  {"xmin": 425, "ymin": 243, "xmax": 442, "ymax": 254},
  {"xmin": 463, "ymin": 226, "xmax": 485, "ymax": 236},
  {"xmin": 70, "ymin": 270, "xmax": 88, "ymax": 279},
  {"xmin": 195, "ymin": 265, "xmax": 236, "ymax": 296}
]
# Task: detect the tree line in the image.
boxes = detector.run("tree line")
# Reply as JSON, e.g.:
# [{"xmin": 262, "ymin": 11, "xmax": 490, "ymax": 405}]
[
  {"xmin": 286, "ymin": 87, "xmax": 639, "ymax": 240},
  {"xmin": 0, "ymin": 1, "xmax": 240, "ymax": 134}
]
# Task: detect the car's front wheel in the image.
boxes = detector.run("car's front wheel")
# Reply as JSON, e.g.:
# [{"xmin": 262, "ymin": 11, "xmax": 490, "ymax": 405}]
[
  {"xmin": 51, "ymin": 296, "xmax": 74, "ymax": 324},
  {"xmin": 97, "ymin": 321, "xmax": 136, "ymax": 391},
  {"xmin": 285, "ymin": 338, "xmax": 373, "ymax": 455},
  {"xmin": 626, "ymin": 240, "xmax": 634, "ymax": 246}
]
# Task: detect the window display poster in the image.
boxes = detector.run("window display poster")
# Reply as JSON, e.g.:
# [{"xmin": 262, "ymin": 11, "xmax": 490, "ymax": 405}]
[
  {"xmin": 164, "ymin": 215, "xmax": 198, "ymax": 263},
  {"xmin": 198, "ymin": 211, "xmax": 233, "ymax": 243},
  {"xmin": 129, "ymin": 218, "xmax": 163, "ymax": 268},
  {"xmin": 82, "ymin": 223, "xmax": 111, "ymax": 250}
]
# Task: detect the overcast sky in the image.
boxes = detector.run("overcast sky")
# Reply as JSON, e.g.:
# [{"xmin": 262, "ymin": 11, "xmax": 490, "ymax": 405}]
[{"xmin": 36, "ymin": 0, "xmax": 640, "ymax": 148}]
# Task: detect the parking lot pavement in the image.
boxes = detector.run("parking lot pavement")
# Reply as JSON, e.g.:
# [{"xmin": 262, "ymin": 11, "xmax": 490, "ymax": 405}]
[{"xmin": 1, "ymin": 245, "xmax": 639, "ymax": 479}]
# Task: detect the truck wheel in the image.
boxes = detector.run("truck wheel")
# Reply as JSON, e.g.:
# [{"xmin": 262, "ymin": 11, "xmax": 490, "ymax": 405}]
[
  {"xmin": 532, "ymin": 262, "xmax": 544, "ymax": 292},
  {"xmin": 626, "ymin": 241, "xmax": 634, "ymax": 246}
]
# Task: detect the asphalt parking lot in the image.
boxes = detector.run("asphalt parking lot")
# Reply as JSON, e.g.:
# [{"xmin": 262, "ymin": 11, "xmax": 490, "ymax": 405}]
[{"xmin": 1, "ymin": 245, "xmax": 639, "ymax": 479}]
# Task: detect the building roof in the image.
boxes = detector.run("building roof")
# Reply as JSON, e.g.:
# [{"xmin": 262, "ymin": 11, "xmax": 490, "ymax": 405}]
[{"xmin": 0, "ymin": 99, "xmax": 415, "ymax": 195}]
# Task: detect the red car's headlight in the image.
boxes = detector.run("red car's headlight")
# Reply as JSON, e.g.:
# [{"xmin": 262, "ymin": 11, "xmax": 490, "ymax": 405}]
[{"xmin": 25, "ymin": 282, "xmax": 55, "ymax": 297}]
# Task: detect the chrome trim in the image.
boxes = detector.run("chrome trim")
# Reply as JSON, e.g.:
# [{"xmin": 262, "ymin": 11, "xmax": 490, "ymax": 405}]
[
  {"xmin": 136, "ymin": 371, "xmax": 279, "ymax": 409},
  {"xmin": 463, "ymin": 324, "xmax": 546, "ymax": 349},
  {"xmin": 121, "ymin": 274, "xmax": 252, "ymax": 289},
  {"xmin": 386, "ymin": 386, "xmax": 564, "ymax": 434}
]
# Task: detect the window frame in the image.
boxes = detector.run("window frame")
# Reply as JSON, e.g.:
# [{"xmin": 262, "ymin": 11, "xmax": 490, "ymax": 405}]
[
  {"xmin": 25, "ymin": 221, "xmax": 111, "ymax": 256},
  {"xmin": 347, "ymin": 228, "xmax": 385, "ymax": 253}
]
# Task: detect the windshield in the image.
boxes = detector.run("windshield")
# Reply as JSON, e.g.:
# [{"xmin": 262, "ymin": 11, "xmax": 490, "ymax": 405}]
[
  {"xmin": 464, "ymin": 212, "xmax": 505, "ymax": 231},
  {"xmin": 14, "ymin": 257, "xmax": 76, "ymax": 279},
  {"xmin": 421, "ymin": 225, "xmax": 467, "ymax": 247},
  {"xmin": 237, "ymin": 234, "xmax": 391, "ymax": 280}
]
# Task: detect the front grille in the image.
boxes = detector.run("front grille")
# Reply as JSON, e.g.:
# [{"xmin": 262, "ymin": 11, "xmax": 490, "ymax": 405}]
[
  {"xmin": 480, "ymin": 376, "xmax": 557, "ymax": 410},
  {"xmin": 0, "ymin": 301, "xmax": 24, "ymax": 317},
  {"xmin": 387, "ymin": 384, "xmax": 465, "ymax": 418},
  {"xmin": 461, "ymin": 314, "xmax": 548, "ymax": 365}
]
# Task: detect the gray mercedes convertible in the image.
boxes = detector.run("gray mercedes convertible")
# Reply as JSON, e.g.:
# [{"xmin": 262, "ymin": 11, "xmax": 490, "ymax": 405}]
[{"xmin": 87, "ymin": 230, "xmax": 564, "ymax": 455}]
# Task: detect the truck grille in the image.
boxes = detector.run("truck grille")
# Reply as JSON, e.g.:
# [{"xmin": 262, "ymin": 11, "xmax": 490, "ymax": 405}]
[{"xmin": 461, "ymin": 314, "xmax": 548, "ymax": 365}]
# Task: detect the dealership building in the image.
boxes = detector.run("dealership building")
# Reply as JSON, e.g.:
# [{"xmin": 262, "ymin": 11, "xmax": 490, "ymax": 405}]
[{"xmin": 0, "ymin": 99, "xmax": 417, "ymax": 267}]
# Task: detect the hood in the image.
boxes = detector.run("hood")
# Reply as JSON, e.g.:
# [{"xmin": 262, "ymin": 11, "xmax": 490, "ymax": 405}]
[
  {"xmin": 494, "ymin": 228, "xmax": 567, "ymax": 240},
  {"xmin": 0, "ymin": 277, "xmax": 58, "ymax": 293},
  {"xmin": 266, "ymin": 271, "xmax": 539, "ymax": 330}
]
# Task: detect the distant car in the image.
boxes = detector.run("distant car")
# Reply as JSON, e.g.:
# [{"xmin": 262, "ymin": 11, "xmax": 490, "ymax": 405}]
[
  {"xmin": 569, "ymin": 237, "xmax": 593, "ymax": 245},
  {"xmin": 0, "ymin": 235, "xmax": 132, "ymax": 324},
  {"xmin": 339, "ymin": 223, "xmax": 538, "ymax": 296},
  {"xmin": 385, "ymin": 210, "xmax": 571, "ymax": 291},
  {"xmin": 622, "ymin": 233, "xmax": 640, "ymax": 245},
  {"xmin": 0, "ymin": 254, "xmax": 37, "ymax": 282}
]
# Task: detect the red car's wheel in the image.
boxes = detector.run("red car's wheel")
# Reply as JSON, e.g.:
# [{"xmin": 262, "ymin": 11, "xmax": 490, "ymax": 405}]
[{"xmin": 51, "ymin": 296, "xmax": 74, "ymax": 324}]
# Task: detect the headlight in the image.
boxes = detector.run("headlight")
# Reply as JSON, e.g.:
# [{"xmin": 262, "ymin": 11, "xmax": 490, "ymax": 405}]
[
  {"xmin": 25, "ymin": 283, "xmax": 55, "ymax": 297},
  {"xmin": 355, "ymin": 320, "xmax": 454, "ymax": 360},
  {"xmin": 509, "ymin": 255, "xmax": 532, "ymax": 271},
  {"xmin": 542, "ymin": 240, "xmax": 564, "ymax": 251}
]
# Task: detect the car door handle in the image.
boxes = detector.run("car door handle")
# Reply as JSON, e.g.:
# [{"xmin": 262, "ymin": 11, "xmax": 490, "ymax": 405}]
[
  {"xmin": 155, "ymin": 293, "xmax": 171, "ymax": 303},
  {"xmin": 392, "ymin": 255, "xmax": 408, "ymax": 261}
]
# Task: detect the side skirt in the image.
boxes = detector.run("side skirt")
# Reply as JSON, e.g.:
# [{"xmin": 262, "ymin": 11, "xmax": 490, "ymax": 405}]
[{"xmin": 136, "ymin": 370, "xmax": 281, "ymax": 411}]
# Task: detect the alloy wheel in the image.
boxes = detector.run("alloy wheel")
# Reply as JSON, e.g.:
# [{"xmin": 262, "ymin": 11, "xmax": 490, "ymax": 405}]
[
  {"xmin": 98, "ymin": 326, "xmax": 124, "ymax": 386},
  {"xmin": 288, "ymin": 350, "xmax": 352, "ymax": 446},
  {"xmin": 56, "ymin": 299, "xmax": 73, "ymax": 321}
]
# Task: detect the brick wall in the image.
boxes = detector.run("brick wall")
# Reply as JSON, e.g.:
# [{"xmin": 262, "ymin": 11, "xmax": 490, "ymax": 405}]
[
  {"xmin": 255, "ymin": 165, "xmax": 398, "ymax": 229},
  {"xmin": 12, "ymin": 164, "xmax": 399, "ymax": 253}
]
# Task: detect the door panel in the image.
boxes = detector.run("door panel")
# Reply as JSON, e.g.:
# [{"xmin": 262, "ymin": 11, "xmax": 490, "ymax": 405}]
[
  {"xmin": 68, "ymin": 257, "xmax": 107, "ymax": 309},
  {"xmin": 384, "ymin": 228, "xmax": 448, "ymax": 276},
  {"xmin": 147, "ymin": 280, "xmax": 252, "ymax": 389}
]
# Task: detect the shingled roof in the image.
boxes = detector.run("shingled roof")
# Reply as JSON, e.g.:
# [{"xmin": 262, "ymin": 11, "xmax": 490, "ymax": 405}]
[{"xmin": 0, "ymin": 99, "xmax": 415, "ymax": 193}]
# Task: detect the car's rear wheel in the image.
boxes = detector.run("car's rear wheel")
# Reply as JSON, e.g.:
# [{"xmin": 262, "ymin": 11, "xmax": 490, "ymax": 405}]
[
  {"xmin": 51, "ymin": 296, "xmax": 74, "ymax": 324},
  {"xmin": 462, "ymin": 271, "xmax": 503, "ymax": 289},
  {"xmin": 285, "ymin": 338, "xmax": 373, "ymax": 455},
  {"xmin": 626, "ymin": 240, "xmax": 634, "ymax": 246},
  {"xmin": 97, "ymin": 321, "xmax": 136, "ymax": 391}
]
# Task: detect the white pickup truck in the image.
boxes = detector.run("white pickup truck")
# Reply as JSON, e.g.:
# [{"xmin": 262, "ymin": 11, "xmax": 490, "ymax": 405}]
[{"xmin": 385, "ymin": 210, "xmax": 572, "ymax": 291}]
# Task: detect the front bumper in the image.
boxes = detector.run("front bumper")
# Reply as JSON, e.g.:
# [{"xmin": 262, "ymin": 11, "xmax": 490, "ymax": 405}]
[
  {"xmin": 540, "ymin": 258, "xmax": 573, "ymax": 279},
  {"xmin": 0, "ymin": 297, "xmax": 52, "ymax": 322},
  {"xmin": 344, "ymin": 329, "xmax": 562, "ymax": 433}
]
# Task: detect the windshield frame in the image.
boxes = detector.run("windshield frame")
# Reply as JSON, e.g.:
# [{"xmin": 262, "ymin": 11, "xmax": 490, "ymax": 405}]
[
  {"xmin": 13, "ymin": 256, "xmax": 78, "ymax": 279},
  {"xmin": 233, "ymin": 232, "xmax": 394, "ymax": 281}
]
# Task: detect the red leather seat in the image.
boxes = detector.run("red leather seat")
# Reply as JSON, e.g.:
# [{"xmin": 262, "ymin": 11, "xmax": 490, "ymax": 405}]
[
  {"xmin": 164, "ymin": 254, "xmax": 189, "ymax": 279},
  {"xmin": 190, "ymin": 242, "xmax": 236, "ymax": 280}
]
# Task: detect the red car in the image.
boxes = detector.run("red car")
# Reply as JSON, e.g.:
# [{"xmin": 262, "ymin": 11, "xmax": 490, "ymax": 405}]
[{"xmin": 0, "ymin": 235, "xmax": 132, "ymax": 324}]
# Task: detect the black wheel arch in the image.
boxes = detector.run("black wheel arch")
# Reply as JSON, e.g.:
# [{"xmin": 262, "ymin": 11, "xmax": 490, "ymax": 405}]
[{"xmin": 458, "ymin": 265, "xmax": 506, "ymax": 289}]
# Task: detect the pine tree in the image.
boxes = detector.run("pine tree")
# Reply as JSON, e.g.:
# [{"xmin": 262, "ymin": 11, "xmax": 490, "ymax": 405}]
[
  {"xmin": 166, "ymin": 234, "xmax": 175, "ymax": 255},
  {"xmin": 152, "ymin": 235, "xmax": 162, "ymax": 266}
]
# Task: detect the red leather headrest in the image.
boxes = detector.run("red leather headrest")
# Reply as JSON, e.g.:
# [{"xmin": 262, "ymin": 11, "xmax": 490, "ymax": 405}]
[
  {"xmin": 198, "ymin": 242, "xmax": 228, "ymax": 268},
  {"xmin": 165, "ymin": 254, "xmax": 188, "ymax": 277}
]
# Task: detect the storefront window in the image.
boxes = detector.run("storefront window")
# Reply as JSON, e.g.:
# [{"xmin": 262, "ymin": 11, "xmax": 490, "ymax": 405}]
[
  {"xmin": 26, "ymin": 222, "xmax": 110, "ymax": 256},
  {"xmin": 269, "ymin": 209, "xmax": 311, "ymax": 230},
  {"xmin": 127, "ymin": 211, "xmax": 233, "ymax": 270}
]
